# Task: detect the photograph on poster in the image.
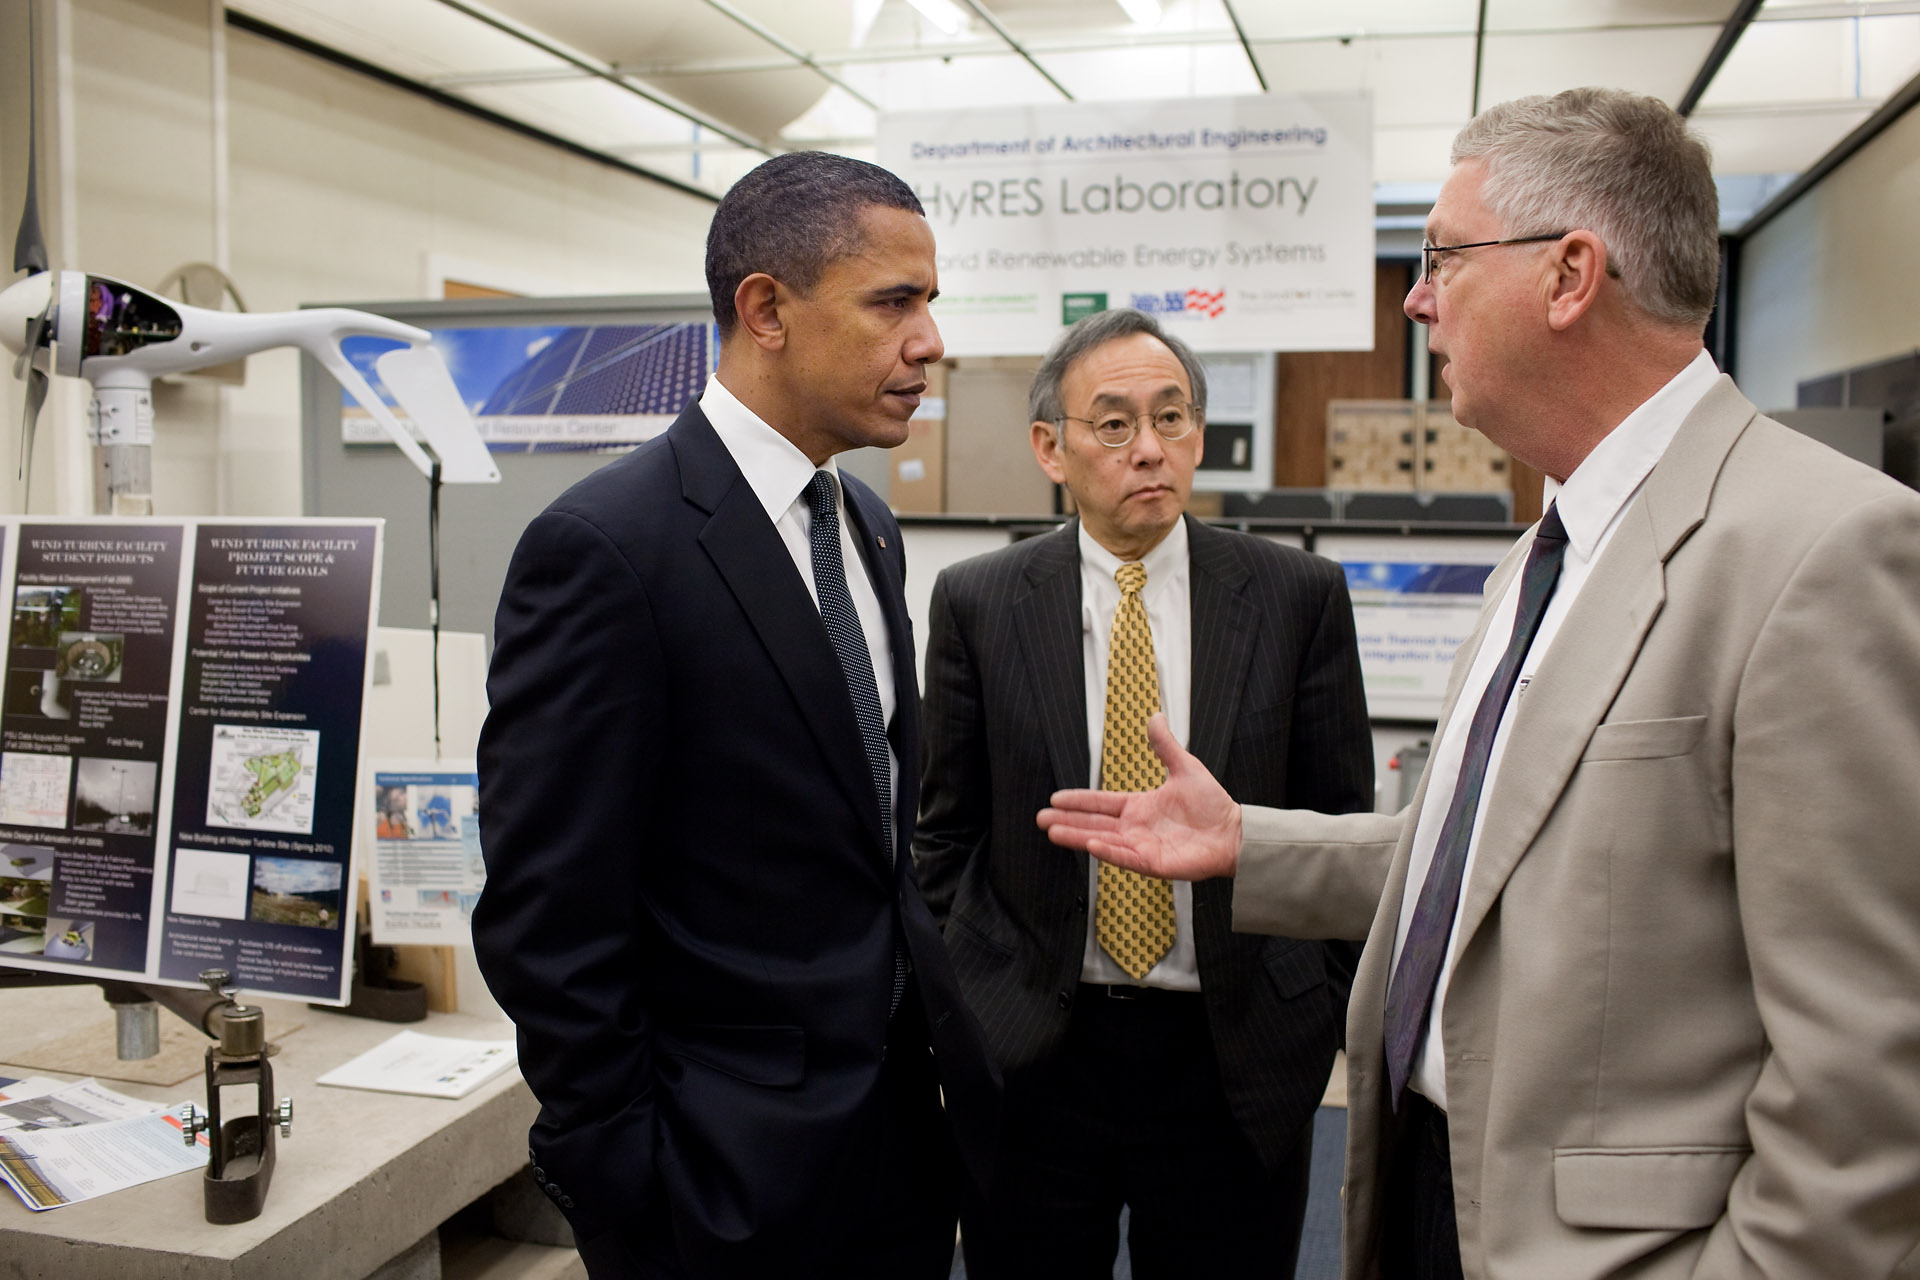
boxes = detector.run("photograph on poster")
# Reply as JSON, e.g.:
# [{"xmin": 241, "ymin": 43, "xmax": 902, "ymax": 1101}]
[
  {"xmin": 249, "ymin": 856, "xmax": 344, "ymax": 930},
  {"xmin": 52, "ymin": 633, "xmax": 123, "ymax": 684},
  {"xmin": 0, "ymin": 877, "xmax": 49, "ymax": 955},
  {"xmin": 168, "ymin": 847, "xmax": 251, "ymax": 922},
  {"xmin": 71, "ymin": 758, "xmax": 158, "ymax": 836},
  {"xmin": 0, "ymin": 844, "xmax": 54, "ymax": 881},
  {"xmin": 5, "ymin": 670, "xmax": 70, "ymax": 720},
  {"xmin": 206, "ymin": 724, "xmax": 320, "ymax": 834},
  {"xmin": 0, "ymin": 753, "xmax": 72, "ymax": 830},
  {"xmin": 10, "ymin": 586, "xmax": 81, "ymax": 650},
  {"xmin": 40, "ymin": 919, "xmax": 93, "ymax": 962},
  {"xmin": 375, "ymin": 784, "xmax": 410, "ymax": 839}
]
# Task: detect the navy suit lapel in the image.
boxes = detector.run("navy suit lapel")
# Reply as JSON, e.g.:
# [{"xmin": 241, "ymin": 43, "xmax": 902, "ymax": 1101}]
[
  {"xmin": 671, "ymin": 407, "xmax": 890, "ymax": 863},
  {"xmin": 1013, "ymin": 524, "xmax": 1090, "ymax": 792},
  {"xmin": 1185, "ymin": 517, "xmax": 1258, "ymax": 776}
]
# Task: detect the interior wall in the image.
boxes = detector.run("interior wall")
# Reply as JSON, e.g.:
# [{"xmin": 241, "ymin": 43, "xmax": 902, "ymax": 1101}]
[
  {"xmin": 1, "ymin": 0, "xmax": 717, "ymax": 518},
  {"xmin": 1736, "ymin": 102, "xmax": 1920, "ymax": 413}
]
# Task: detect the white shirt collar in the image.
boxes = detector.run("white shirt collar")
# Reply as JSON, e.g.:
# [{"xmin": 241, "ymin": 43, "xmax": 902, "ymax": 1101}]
[
  {"xmin": 1077, "ymin": 514, "xmax": 1189, "ymax": 595},
  {"xmin": 1550, "ymin": 349, "xmax": 1719, "ymax": 560},
  {"xmin": 700, "ymin": 374, "xmax": 838, "ymax": 522}
]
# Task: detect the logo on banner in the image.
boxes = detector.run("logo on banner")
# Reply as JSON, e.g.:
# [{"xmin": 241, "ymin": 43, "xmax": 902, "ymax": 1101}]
[
  {"xmin": 1062, "ymin": 292, "xmax": 1108, "ymax": 324},
  {"xmin": 1129, "ymin": 289, "xmax": 1226, "ymax": 319}
]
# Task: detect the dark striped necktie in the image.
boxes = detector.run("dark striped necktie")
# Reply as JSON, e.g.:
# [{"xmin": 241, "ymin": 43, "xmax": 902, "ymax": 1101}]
[
  {"xmin": 1383, "ymin": 503, "xmax": 1569, "ymax": 1108},
  {"xmin": 803, "ymin": 471, "xmax": 906, "ymax": 1015}
]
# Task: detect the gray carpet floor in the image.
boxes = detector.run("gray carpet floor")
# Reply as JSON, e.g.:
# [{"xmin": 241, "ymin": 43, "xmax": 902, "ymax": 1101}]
[{"xmin": 950, "ymin": 1105, "xmax": 1347, "ymax": 1279}]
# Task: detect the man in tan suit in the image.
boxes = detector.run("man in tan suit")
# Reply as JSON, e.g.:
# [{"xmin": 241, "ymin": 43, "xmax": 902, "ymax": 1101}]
[{"xmin": 1039, "ymin": 87, "xmax": 1920, "ymax": 1279}]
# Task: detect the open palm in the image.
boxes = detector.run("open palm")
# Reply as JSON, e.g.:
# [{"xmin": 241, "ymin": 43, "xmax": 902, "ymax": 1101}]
[{"xmin": 1036, "ymin": 713, "xmax": 1242, "ymax": 880}]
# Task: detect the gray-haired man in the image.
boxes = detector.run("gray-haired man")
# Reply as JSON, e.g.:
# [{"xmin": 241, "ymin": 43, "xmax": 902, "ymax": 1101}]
[
  {"xmin": 915, "ymin": 308, "xmax": 1374, "ymax": 1278},
  {"xmin": 1042, "ymin": 89, "xmax": 1920, "ymax": 1279}
]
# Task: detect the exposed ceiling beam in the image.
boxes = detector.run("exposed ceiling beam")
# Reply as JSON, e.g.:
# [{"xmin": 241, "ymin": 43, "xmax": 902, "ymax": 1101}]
[
  {"xmin": 1220, "ymin": 0, "xmax": 1268, "ymax": 93},
  {"xmin": 1678, "ymin": 0, "xmax": 1766, "ymax": 117},
  {"xmin": 429, "ymin": 0, "xmax": 779, "ymax": 156},
  {"xmin": 956, "ymin": 0, "xmax": 1074, "ymax": 100},
  {"xmin": 698, "ymin": 0, "xmax": 880, "ymax": 112},
  {"xmin": 1470, "ymin": 0, "xmax": 1489, "ymax": 116}
]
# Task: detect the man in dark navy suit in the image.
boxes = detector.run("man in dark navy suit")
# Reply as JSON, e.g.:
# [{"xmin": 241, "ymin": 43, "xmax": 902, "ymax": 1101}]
[{"xmin": 473, "ymin": 151, "xmax": 998, "ymax": 1280}]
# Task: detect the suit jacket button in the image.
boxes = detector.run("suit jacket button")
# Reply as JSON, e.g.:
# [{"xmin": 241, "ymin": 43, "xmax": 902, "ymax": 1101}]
[
  {"xmin": 531, "ymin": 1167, "xmax": 546, "ymax": 1184},
  {"xmin": 1057, "ymin": 990, "xmax": 1072, "ymax": 1010},
  {"xmin": 547, "ymin": 1183, "xmax": 563, "ymax": 1197},
  {"xmin": 1075, "ymin": 894, "xmax": 1087, "ymax": 912},
  {"xmin": 559, "ymin": 1196, "xmax": 575, "ymax": 1209}
]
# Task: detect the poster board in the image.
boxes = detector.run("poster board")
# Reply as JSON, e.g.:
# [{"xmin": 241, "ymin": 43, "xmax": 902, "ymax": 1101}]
[
  {"xmin": 1315, "ymin": 533, "xmax": 1514, "ymax": 721},
  {"xmin": 0, "ymin": 518, "xmax": 381, "ymax": 1004}
]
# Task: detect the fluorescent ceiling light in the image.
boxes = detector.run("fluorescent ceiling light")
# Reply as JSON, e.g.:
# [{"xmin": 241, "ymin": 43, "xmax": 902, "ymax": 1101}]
[
  {"xmin": 1116, "ymin": 0, "xmax": 1162, "ymax": 25},
  {"xmin": 907, "ymin": 0, "xmax": 968, "ymax": 36}
]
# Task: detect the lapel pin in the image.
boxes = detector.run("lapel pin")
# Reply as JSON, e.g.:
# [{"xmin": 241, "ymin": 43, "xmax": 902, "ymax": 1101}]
[{"xmin": 878, "ymin": 536, "xmax": 887, "ymax": 549}]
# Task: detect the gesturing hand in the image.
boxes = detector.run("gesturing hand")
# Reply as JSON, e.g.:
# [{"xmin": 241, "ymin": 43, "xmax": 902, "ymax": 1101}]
[{"xmin": 1036, "ymin": 712, "xmax": 1242, "ymax": 880}]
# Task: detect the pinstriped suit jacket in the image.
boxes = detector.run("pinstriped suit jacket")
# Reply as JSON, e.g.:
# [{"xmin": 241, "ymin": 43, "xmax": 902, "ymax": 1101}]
[{"xmin": 914, "ymin": 514, "xmax": 1374, "ymax": 1167}]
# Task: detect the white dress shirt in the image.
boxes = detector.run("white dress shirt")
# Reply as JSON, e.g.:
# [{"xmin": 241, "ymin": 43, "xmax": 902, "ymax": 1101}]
[
  {"xmin": 699, "ymin": 376, "xmax": 899, "ymax": 805},
  {"xmin": 1076, "ymin": 517, "xmax": 1201, "ymax": 990},
  {"xmin": 1393, "ymin": 349, "xmax": 1720, "ymax": 1108}
]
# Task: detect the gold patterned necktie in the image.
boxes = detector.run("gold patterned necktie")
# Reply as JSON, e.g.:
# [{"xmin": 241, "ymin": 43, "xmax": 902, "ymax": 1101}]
[{"xmin": 1095, "ymin": 560, "xmax": 1178, "ymax": 980}]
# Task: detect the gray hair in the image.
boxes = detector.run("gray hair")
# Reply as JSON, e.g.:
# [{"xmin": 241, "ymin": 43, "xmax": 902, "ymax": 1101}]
[
  {"xmin": 1451, "ymin": 87, "xmax": 1719, "ymax": 328},
  {"xmin": 1029, "ymin": 309, "xmax": 1208, "ymax": 425},
  {"xmin": 706, "ymin": 152, "xmax": 924, "ymax": 336}
]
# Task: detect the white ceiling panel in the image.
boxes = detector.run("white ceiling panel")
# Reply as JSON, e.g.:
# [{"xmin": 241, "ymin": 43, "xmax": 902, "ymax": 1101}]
[
  {"xmin": 1251, "ymin": 36, "xmax": 1476, "ymax": 127},
  {"xmin": 838, "ymin": 53, "xmax": 1073, "ymax": 112},
  {"xmin": 1484, "ymin": 0, "xmax": 1738, "ymax": 31},
  {"xmin": 1689, "ymin": 103, "xmax": 1877, "ymax": 172},
  {"xmin": 1702, "ymin": 13, "xmax": 1920, "ymax": 105},
  {"xmin": 231, "ymin": 0, "xmax": 561, "ymax": 78},
  {"xmin": 1042, "ymin": 42, "xmax": 1264, "ymax": 100},
  {"xmin": 1477, "ymin": 25, "xmax": 1723, "ymax": 108},
  {"xmin": 1227, "ymin": 1, "xmax": 1479, "ymax": 41}
]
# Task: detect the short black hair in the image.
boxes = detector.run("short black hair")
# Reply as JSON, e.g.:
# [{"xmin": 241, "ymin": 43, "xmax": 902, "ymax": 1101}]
[
  {"xmin": 705, "ymin": 152, "xmax": 925, "ymax": 336},
  {"xmin": 1029, "ymin": 308, "xmax": 1208, "ymax": 425}
]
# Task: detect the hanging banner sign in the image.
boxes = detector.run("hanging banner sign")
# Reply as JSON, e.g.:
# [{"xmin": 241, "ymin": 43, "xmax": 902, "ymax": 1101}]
[
  {"xmin": 0, "ymin": 518, "xmax": 381, "ymax": 1005},
  {"xmin": 878, "ymin": 92, "xmax": 1374, "ymax": 356}
]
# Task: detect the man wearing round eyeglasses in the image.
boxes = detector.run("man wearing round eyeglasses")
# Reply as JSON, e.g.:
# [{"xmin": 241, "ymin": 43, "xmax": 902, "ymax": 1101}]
[{"xmin": 914, "ymin": 307, "xmax": 1374, "ymax": 1278}]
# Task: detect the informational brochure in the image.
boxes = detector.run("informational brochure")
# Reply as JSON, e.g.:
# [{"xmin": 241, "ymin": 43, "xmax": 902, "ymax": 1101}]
[
  {"xmin": 0, "ymin": 1076, "xmax": 166, "ymax": 1132},
  {"xmin": 316, "ymin": 1030, "xmax": 517, "ymax": 1100},
  {"xmin": 0, "ymin": 1107, "xmax": 208, "ymax": 1210},
  {"xmin": 366, "ymin": 760, "xmax": 481, "ymax": 946},
  {"xmin": 0, "ymin": 519, "xmax": 382, "ymax": 1004}
]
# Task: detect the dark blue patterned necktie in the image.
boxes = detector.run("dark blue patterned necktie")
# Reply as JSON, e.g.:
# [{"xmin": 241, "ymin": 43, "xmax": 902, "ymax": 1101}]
[
  {"xmin": 1382, "ymin": 503, "xmax": 1569, "ymax": 1107},
  {"xmin": 803, "ymin": 471, "xmax": 905, "ymax": 1014}
]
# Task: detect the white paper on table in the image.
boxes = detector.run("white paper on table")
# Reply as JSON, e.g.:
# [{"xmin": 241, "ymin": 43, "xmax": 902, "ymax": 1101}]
[
  {"xmin": 0, "ymin": 1106, "xmax": 207, "ymax": 1210},
  {"xmin": 316, "ymin": 1030, "xmax": 517, "ymax": 1099},
  {"xmin": 0, "ymin": 1078, "xmax": 167, "ymax": 1133}
]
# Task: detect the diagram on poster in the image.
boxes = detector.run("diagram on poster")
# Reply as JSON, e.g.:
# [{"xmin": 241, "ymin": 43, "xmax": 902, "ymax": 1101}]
[{"xmin": 206, "ymin": 725, "xmax": 320, "ymax": 833}]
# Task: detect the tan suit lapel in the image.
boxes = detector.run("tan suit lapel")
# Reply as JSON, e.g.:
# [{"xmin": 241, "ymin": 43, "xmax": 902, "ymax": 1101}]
[{"xmin": 1451, "ymin": 376, "xmax": 1757, "ymax": 949}]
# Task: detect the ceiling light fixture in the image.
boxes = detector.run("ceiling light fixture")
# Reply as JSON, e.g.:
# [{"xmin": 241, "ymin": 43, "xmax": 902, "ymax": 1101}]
[
  {"xmin": 1116, "ymin": 0, "xmax": 1162, "ymax": 25},
  {"xmin": 907, "ymin": 0, "xmax": 969, "ymax": 36}
]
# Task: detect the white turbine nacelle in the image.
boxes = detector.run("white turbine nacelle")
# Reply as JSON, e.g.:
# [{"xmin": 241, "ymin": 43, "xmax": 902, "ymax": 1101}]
[{"xmin": 0, "ymin": 269, "xmax": 498, "ymax": 485}]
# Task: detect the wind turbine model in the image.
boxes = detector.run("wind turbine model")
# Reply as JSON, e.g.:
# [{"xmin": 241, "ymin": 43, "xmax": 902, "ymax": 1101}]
[{"xmin": 0, "ymin": 8, "xmax": 497, "ymax": 512}]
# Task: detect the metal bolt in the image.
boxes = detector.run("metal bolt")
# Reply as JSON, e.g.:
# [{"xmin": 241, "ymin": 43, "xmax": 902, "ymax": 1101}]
[
  {"xmin": 179, "ymin": 1103, "xmax": 207, "ymax": 1146},
  {"xmin": 275, "ymin": 1097, "xmax": 294, "ymax": 1138}
]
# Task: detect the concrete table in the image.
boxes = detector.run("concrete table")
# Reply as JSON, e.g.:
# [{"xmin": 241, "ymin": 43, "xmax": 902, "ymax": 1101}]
[{"xmin": 0, "ymin": 984, "xmax": 575, "ymax": 1280}]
